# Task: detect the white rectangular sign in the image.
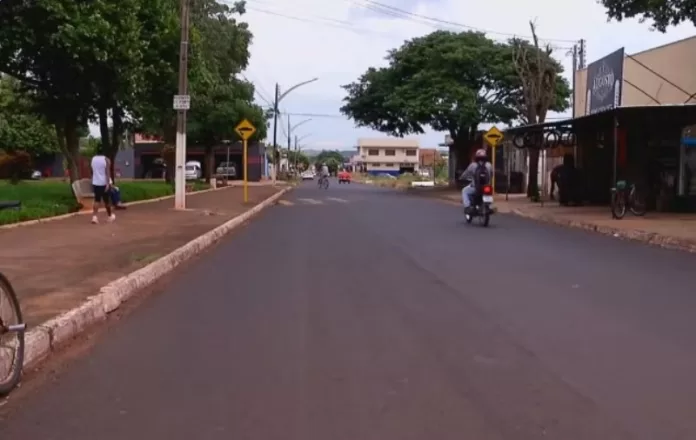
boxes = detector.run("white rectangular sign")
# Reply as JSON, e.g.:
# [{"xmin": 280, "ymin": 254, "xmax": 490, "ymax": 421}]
[{"xmin": 173, "ymin": 95, "xmax": 190, "ymax": 110}]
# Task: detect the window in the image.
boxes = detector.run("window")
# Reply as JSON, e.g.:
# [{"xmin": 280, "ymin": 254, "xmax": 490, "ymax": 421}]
[
  {"xmin": 385, "ymin": 163, "xmax": 395, "ymax": 167},
  {"xmin": 385, "ymin": 149, "xmax": 396, "ymax": 156},
  {"xmin": 371, "ymin": 163, "xmax": 381, "ymax": 167},
  {"xmin": 368, "ymin": 149, "xmax": 379, "ymax": 156},
  {"xmin": 406, "ymin": 149, "xmax": 417, "ymax": 156}
]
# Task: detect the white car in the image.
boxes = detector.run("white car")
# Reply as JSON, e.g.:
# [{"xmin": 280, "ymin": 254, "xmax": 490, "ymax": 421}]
[
  {"xmin": 301, "ymin": 171, "xmax": 314, "ymax": 180},
  {"xmin": 185, "ymin": 161, "xmax": 202, "ymax": 180}
]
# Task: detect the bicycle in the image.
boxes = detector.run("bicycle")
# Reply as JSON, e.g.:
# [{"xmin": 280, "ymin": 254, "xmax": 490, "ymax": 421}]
[
  {"xmin": 0, "ymin": 272, "xmax": 26, "ymax": 396},
  {"xmin": 318, "ymin": 175, "xmax": 329, "ymax": 189},
  {"xmin": 610, "ymin": 180, "xmax": 646, "ymax": 219}
]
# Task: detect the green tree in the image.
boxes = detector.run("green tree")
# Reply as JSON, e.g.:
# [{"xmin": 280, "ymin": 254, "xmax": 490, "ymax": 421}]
[
  {"xmin": 341, "ymin": 31, "xmax": 520, "ymax": 174},
  {"xmin": 599, "ymin": 0, "xmax": 689, "ymax": 31},
  {"xmin": 0, "ymin": 77, "xmax": 58, "ymax": 156}
]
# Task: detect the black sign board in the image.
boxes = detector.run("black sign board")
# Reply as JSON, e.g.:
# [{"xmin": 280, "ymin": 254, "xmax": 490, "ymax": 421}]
[{"xmin": 585, "ymin": 48, "xmax": 624, "ymax": 115}]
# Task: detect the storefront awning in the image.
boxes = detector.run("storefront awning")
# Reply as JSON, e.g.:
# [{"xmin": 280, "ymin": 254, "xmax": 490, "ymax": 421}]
[{"xmin": 505, "ymin": 104, "xmax": 696, "ymax": 135}]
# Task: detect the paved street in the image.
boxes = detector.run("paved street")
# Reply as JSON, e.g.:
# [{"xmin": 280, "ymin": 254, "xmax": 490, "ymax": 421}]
[{"xmin": 3, "ymin": 180, "xmax": 696, "ymax": 439}]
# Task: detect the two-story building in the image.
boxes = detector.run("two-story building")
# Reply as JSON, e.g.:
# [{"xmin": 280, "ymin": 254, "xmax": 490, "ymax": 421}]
[{"xmin": 356, "ymin": 138, "xmax": 420, "ymax": 176}]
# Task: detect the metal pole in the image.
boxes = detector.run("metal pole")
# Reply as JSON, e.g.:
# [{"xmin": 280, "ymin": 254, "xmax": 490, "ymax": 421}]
[
  {"xmin": 572, "ymin": 44, "xmax": 578, "ymax": 163},
  {"xmin": 294, "ymin": 135, "xmax": 298, "ymax": 170},
  {"xmin": 506, "ymin": 143, "xmax": 511, "ymax": 201},
  {"xmin": 243, "ymin": 139, "xmax": 248, "ymax": 203},
  {"xmin": 225, "ymin": 145, "xmax": 230, "ymax": 185},
  {"xmin": 174, "ymin": 0, "xmax": 190, "ymax": 210},
  {"xmin": 287, "ymin": 115, "xmax": 291, "ymax": 172},
  {"xmin": 271, "ymin": 84, "xmax": 279, "ymax": 184}
]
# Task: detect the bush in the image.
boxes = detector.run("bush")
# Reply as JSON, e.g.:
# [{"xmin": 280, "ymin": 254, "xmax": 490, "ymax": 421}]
[{"xmin": 0, "ymin": 151, "xmax": 33, "ymax": 182}]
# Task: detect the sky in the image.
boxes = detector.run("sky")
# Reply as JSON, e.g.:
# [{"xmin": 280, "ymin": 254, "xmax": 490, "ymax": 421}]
[{"xmin": 237, "ymin": 0, "xmax": 696, "ymax": 151}]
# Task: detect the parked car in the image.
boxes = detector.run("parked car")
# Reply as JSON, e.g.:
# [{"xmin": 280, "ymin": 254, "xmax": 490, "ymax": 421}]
[
  {"xmin": 301, "ymin": 171, "xmax": 314, "ymax": 180},
  {"xmin": 216, "ymin": 161, "xmax": 237, "ymax": 178},
  {"xmin": 185, "ymin": 160, "xmax": 202, "ymax": 180},
  {"xmin": 338, "ymin": 170, "xmax": 352, "ymax": 183}
]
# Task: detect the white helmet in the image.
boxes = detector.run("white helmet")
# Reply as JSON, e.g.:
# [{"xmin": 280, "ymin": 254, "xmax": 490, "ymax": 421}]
[{"xmin": 474, "ymin": 149, "xmax": 487, "ymax": 159}]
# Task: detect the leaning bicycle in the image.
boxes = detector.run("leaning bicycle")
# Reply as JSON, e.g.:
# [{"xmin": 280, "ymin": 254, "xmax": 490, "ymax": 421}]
[
  {"xmin": 611, "ymin": 180, "xmax": 646, "ymax": 219},
  {"xmin": 0, "ymin": 272, "xmax": 26, "ymax": 396}
]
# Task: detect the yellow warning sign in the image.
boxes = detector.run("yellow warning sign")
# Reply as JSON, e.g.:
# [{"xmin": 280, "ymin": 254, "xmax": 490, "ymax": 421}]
[
  {"xmin": 483, "ymin": 126, "xmax": 503, "ymax": 147},
  {"xmin": 235, "ymin": 119, "xmax": 256, "ymax": 140}
]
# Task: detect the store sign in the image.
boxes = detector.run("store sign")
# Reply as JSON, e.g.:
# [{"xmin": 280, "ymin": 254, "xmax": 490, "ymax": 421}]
[{"xmin": 585, "ymin": 48, "xmax": 624, "ymax": 115}]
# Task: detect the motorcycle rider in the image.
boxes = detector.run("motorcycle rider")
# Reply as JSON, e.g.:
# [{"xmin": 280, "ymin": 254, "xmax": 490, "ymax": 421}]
[
  {"xmin": 319, "ymin": 162, "xmax": 330, "ymax": 184},
  {"xmin": 459, "ymin": 148, "xmax": 493, "ymax": 214}
]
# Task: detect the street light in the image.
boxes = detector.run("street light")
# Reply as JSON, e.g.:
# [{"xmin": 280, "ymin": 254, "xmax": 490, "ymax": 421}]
[
  {"xmin": 294, "ymin": 133, "xmax": 312, "ymax": 170},
  {"xmin": 272, "ymin": 77, "xmax": 319, "ymax": 182},
  {"xmin": 287, "ymin": 118, "xmax": 311, "ymax": 172}
]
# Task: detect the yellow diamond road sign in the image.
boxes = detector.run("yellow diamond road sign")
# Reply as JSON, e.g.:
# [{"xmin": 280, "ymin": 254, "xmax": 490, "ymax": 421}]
[
  {"xmin": 484, "ymin": 126, "xmax": 503, "ymax": 147},
  {"xmin": 235, "ymin": 119, "xmax": 256, "ymax": 140}
]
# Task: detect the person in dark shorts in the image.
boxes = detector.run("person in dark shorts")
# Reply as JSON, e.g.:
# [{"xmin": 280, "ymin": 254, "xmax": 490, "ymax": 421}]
[{"xmin": 91, "ymin": 153, "xmax": 115, "ymax": 224}]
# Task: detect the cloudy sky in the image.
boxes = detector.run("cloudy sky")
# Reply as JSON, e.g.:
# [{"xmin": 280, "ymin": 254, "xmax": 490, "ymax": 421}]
[{"xmin": 236, "ymin": 0, "xmax": 696, "ymax": 151}]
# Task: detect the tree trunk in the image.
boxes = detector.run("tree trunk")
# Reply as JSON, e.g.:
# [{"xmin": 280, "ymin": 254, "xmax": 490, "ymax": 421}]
[
  {"xmin": 55, "ymin": 122, "xmax": 81, "ymax": 183},
  {"xmin": 110, "ymin": 107, "xmax": 123, "ymax": 182},
  {"xmin": 204, "ymin": 145, "xmax": 214, "ymax": 183}
]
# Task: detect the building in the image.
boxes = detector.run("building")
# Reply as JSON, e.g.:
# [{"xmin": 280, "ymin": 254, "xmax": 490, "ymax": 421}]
[
  {"xmin": 356, "ymin": 138, "xmax": 419, "ymax": 176},
  {"xmin": 505, "ymin": 35, "xmax": 696, "ymax": 210}
]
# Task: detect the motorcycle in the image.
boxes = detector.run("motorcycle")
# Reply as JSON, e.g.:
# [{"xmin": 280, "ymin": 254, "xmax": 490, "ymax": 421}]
[{"xmin": 464, "ymin": 183, "xmax": 494, "ymax": 227}]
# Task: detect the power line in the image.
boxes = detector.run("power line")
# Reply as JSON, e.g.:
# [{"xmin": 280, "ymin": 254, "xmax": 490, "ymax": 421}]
[
  {"xmin": 245, "ymin": 3, "xmax": 572, "ymax": 51},
  {"xmin": 349, "ymin": 0, "xmax": 578, "ymax": 44}
]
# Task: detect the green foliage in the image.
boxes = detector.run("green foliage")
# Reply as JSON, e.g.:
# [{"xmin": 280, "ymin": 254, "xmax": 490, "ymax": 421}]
[
  {"xmin": 341, "ymin": 31, "xmax": 520, "ymax": 141},
  {"xmin": 0, "ymin": 77, "xmax": 58, "ymax": 156},
  {"xmin": 314, "ymin": 150, "xmax": 345, "ymax": 174},
  {"xmin": 286, "ymin": 149, "xmax": 310, "ymax": 169},
  {"xmin": 599, "ymin": 0, "xmax": 687, "ymax": 31}
]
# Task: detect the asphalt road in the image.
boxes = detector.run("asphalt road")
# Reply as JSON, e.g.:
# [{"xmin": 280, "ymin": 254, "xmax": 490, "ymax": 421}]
[{"xmin": 3, "ymin": 180, "xmax": 696, "ymax": 439}]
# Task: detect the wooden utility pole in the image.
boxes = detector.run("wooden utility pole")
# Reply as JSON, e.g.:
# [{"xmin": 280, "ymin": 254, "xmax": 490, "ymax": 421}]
[{"xmin": 174, "ymin": 0, "xmax": 190, "ymax": 209}]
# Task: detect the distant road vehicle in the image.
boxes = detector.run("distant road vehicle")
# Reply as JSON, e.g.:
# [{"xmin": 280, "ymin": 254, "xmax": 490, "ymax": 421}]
[
  {"xmin": 338, "ymin": 170, "xmax": 352, "ymax": 184},
  {"xmin": 185, "ymin": 161, "xmax": 202, "ymax": 180},
  {"xmin": 216, "ymin": 162, "xmax": 237, "ymax": 179},
  {"xmin": 301, "ymin": 171, "xmax": 314, "ymax": 180}
]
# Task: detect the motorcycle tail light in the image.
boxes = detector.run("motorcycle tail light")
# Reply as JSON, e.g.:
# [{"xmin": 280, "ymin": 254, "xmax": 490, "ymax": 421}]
[{"xmin": 482, "ymin": 185, "xmax": 492, "ymax": 195}]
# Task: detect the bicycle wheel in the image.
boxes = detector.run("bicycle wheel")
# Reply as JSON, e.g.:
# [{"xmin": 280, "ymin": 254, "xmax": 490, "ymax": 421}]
[
  {"xmin": 611, "ymin": 190, "xmax": 627, "ymax": 219},
  {"xmin": 0, "ymin": 272, "xmax": 25, "ymax": 396},
  {"xmin": 629, "ymin": 186, "xmax": 647, "ymax": 216}
]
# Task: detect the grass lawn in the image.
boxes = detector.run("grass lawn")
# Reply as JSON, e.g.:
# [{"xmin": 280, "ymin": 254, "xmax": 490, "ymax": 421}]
[{"xmin": 0, "ymin": 180, "xmax": 210, "ymax": 225}]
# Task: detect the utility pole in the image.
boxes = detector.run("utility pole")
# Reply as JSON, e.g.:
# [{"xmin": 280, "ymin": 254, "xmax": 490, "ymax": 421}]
[
  {"xmin": 578, "ymin": 39, "xmax": 586, "ymax": 69},
  {"xmin": 174, "ymin": 0, "xmax": 190, "ymax": 210},
  {"xmin": 270, "ymin": 78, "xmax": 319, "ymax": 183},
  {"xmin": 572, "ymin": 44, "xmax": 578, "ymax": 162},
  {"xmin": 272, "ymin": 84, "xmax": 280, "ymax": 184},
  {"xmin": 287, "ymin": 115, "xmax": 291, "ymax": 172},
  {"xmin": 294, "ymin": 135, "xmax": 298, "ymax": 170}
]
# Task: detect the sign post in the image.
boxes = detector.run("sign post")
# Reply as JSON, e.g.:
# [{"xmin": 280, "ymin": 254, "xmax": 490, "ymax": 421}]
[
  {"xmin": 235, "ymin": 119, "xmax": 256, "ymax": 203},
  {"xmin": 483, "ymin": 126, "xmax": 503, "ymax": 193}
]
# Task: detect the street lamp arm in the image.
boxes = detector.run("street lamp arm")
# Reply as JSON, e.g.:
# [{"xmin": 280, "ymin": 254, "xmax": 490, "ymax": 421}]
[
  {"xmin": 291, "ymin": 118, "xmax": 312, "ymax": 132},
  {"xmin": 278, "ymin": 77, "xmax": 319, "ymax": 103}
]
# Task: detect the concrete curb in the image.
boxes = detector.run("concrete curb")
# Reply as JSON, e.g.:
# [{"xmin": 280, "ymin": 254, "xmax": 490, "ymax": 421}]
[
  {"xmin": 0, "ymin": 185, "xmax": 228, "ymax": 231},
  {"xmin": 18, "ymin": 186, "xmax": 292, "ymax": 368},
  {"xmin": 495, "ymin": 204, "xmax": 696, "ymax": 254}
]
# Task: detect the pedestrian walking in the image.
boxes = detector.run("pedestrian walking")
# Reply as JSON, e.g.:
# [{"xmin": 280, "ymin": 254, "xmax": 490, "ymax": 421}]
[{"xmin": 91, "ymin": 152, "xmax": 115, "ymax": 224}]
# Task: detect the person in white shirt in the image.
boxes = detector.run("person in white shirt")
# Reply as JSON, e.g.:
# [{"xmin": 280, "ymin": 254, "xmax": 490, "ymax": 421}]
[{"xmin": 90, "ymin": 152, "xmax": 115, "ymax": 224}]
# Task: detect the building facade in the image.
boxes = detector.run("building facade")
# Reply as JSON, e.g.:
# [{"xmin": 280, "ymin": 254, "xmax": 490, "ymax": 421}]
[{"xmin": 356, "ymin": 138, "xmax": 419, "ymax": 176}]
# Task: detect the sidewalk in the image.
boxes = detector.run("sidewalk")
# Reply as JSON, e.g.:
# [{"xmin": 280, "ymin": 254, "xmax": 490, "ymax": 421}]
[
  {"xmin": 418, "ymin": 188, "xmax": 696, "ymax": 253},
  {"xmin": 0, "ymin": 184, "xmax": 282, "ymax": 326}
]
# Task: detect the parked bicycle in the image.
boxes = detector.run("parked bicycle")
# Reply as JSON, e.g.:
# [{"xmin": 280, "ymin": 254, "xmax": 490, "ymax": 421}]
[
  {"xmin": 318, "ymin": 175, "xmax": 329, "ymax": 189},
  {"xmin": 610, "ymin": 180, "xmax": 646, "ymax": 219},
  {"xmin": 0, "ymin": 272, "xmax": 26, "ymax": 396}
]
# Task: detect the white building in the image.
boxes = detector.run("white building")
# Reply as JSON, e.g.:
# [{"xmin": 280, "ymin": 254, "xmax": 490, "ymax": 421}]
[{"xmin": 356, "ymin": 138, "xmax": 420, "ymax": 176}]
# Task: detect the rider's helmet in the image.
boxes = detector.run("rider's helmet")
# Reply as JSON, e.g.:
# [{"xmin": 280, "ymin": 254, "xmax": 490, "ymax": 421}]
[{"xmin": 474, "ymin": 149, "xmax": 487, "ymax": 160}]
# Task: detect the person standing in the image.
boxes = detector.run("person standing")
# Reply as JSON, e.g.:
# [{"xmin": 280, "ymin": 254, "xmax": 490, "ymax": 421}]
[{"xmin": 91, "ymin": 152, "xmax": 115, "ymax": 224}]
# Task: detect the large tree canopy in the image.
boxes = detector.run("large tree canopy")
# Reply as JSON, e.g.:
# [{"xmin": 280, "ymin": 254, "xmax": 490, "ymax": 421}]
[
  {"xmin": 342, "ymin": 32, "xmax": 517, "ymax": 146},
  {"xmin": 341, "ymin": 30, "xmax": 569, "ymax": 173},
  {"xmin": 599, "ymin": 0, "xmax": 689, "ymax": 31}
]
